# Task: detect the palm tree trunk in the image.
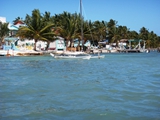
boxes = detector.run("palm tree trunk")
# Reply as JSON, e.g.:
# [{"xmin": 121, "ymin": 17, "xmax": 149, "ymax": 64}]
[
  {"xmin": 34, "ymin": 39, "xmax": 38, "ymax": 51},
  {"xmin": 0, "ymin": 38, "xmax": 2, "ymax": 47},
  {"xmin": 0, "ymin": 41, "xmax": 2, "ymax": 48},
  {"xmin": 70, "ymin": 40, "xmax": 72, "ymax": 47},
  {"xmin": 77, "ymin": 40, "xmax": 80, "ymax": 51},
  {"xmin": 46, "ymin": 41, "xmax": 50, "ymax": 50},
  {"xmin": 0, "ymin": 37, "xmax": 5, "ymax": 48}
]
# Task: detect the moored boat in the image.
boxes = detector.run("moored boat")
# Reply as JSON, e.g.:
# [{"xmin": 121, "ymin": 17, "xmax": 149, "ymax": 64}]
[{"xmin": 50, "ymin": 52, "xmax": 91, "ymax": 59}]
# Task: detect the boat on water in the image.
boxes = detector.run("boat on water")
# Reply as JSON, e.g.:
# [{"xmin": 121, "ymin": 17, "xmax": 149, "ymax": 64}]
[
  {"xmin": 0, "ymin": 51, "xmax": 7, "ymax": 56},
  {"xmin": 0, "ymin": 50, "xmax": 16, "ymax": 56},
  {"xmin": 50, "ymin": 51, "xmax": 105, "ymax": 59},
  {"xmin": 50, "ymin": 52, "xmax": 91, "ymax": 59}
]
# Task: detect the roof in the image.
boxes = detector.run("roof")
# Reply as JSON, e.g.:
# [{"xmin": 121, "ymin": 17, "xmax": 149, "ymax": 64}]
[
  {"xmin": 8, "ymin": 23, "xmax": 26, "ymax": 30},
  {"xmin": 8, "ymin": 24, "xmax": 19, "ymax": 30}
]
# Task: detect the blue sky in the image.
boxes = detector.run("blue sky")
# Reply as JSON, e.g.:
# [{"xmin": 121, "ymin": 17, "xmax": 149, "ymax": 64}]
[{"xmin": 1, "ymin": 0, "xmax": 160, "ymax": 35}]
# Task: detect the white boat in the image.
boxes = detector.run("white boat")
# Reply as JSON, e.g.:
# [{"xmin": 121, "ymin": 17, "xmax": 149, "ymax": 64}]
[
  {"xmin": 50, "ymin": 52, "xmax": 91, "ymax": 59},
  {"xmin": 0, "ymin": 51, "xmax": 7, "ymax": 56},
  {"xmin": 50, "ymin": 52, "xmax": 105, "ymax": 59},
  {"xmin": 0, "ymin": 50, "xmax": 16, "ymax": 56}
]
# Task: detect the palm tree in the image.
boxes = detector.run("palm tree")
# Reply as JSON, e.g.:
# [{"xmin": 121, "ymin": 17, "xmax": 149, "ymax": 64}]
[
  {"xmin": 128, "ymin": 30, "xmax": 139, "ymax": 39},
  {"xmin": 110, "ymin": 27, "xmax": 121, "ymax": 45},
  {"xmin": 16, "ymin": 9, "xmax": 55, "ymax": 51},
  {"xmin": 92, "ymin": 20, "xmax": 107, "ymax": 42},
  {"xmin": 139, "ymin": 27, "xmax": 149, "ymax": 40},
  {"xmin": 82, "ymin": 20, "xmax": 94, "ymax": 42},
  {"xmin": 106, "ymin": 19, "xmax": 119, "ymax": 44},
  {"xmin": 42, "ymin": 12, "xmax": 52, "ymax": 22},
  {"xmin": 118, "ymin": 26, "xmax": 130, "ymax": 39},
  {"xmin": 0, "ymin": 21, "xmax": 9, "ymax": 46},
  {"xmin": 24, "ymin": 14, "xmax": 32, "ymax": 25},
  {"xmin": 54, "ymin": 12, "xmax": 80, "ymax": 49},
  {"xmin": 147, "ymin": 31, "xmax": 158, "ymax": 48}
]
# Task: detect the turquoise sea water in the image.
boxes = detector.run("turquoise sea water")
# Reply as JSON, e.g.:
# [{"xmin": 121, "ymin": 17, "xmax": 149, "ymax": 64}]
[{"xmin": 0, "ymin": 52, "xmax": 160, "ymax": 120}]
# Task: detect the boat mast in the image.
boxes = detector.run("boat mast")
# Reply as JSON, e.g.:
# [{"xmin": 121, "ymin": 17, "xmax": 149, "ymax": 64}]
[{"xmin": 80, "ymin": 0, "xmax": 84, "ymax": 51}]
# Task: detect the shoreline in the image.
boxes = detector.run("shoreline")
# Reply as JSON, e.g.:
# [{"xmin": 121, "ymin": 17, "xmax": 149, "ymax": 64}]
[{"xmin": 0, "ymin": 48, "xmax": 158, "ymax": 56}]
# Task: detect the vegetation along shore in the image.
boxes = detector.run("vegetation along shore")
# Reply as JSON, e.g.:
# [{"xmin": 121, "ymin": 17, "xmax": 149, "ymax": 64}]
[{"xmin": 0, "ymin": 9, "xmax": 160, "ymax": 54}]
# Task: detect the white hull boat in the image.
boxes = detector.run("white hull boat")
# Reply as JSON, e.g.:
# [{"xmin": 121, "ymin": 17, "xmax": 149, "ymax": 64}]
[
  {"xmin": 0, "ymin": 51, "xmax": 7, "ymax": 56},
  {"xmin": 50, "ymin": 52, "xmax": 91, "ymax": 59},
  {"xmin": 0, "ymin": 50, "xmax": 17, "ymax": 56}
]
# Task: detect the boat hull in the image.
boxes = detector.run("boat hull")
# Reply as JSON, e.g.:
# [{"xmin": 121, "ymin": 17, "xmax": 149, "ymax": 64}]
[
  {"xmin": 50, "ymin": 53, "xmax": 91, "ymax": 59},
  {"xmin": 54, "ymin": 55, "xmax": 91, "ymax": 59}
]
